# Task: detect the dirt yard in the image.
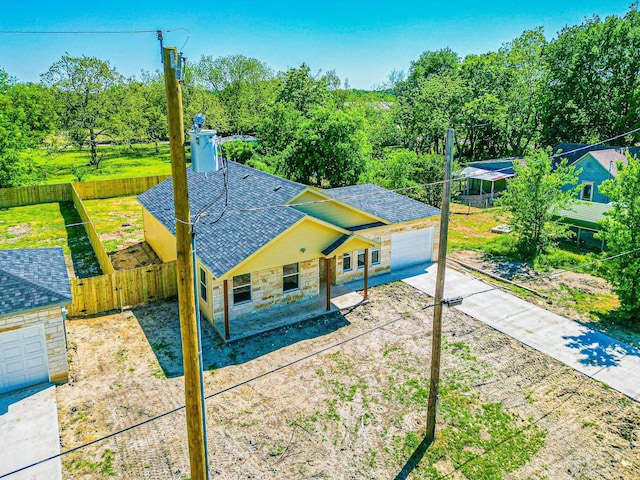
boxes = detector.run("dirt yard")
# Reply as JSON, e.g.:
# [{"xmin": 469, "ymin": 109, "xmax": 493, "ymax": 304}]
[{"xmin": 56, "ymin": 281, "xmax": 640, "ymax": 479}]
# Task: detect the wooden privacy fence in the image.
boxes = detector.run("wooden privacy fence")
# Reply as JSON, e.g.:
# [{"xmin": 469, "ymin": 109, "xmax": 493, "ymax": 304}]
[
  {"xmin": 0, "ymin": 174, "xmax": 177, "ymax": 316},
  {"xmin": 72, "ymin": 175, "xmax": 171, "ymax": 200},
  {"xmin": 70, "ymin": 183, "xmax": 115, "ymax": 275},
  {"xmin": 68, "ymin": 261, "xmax": 177, "ymax": 316},
  {"xmin": 0, "ymin": 183, "xmax": 72, "ymax": 208}
]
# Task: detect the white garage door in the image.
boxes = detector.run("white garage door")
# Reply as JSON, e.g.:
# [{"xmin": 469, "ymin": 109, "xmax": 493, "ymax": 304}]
[
  {"xmin": 0, "ymin": 325, "xmax": 49, "ymax": 394},
  {"xmin": 391, "ymin": 228, "xmax": 434, "ymax": 269}
]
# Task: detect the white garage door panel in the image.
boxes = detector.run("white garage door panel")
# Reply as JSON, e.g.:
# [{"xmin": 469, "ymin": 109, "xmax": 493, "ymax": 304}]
[
  {"xmin": 0, "ymin": 325, "xmax": 49, "ymax": 394},
  {"xmin": 391, "ymin": 228, "xmax": 434, "ymax": 269}
]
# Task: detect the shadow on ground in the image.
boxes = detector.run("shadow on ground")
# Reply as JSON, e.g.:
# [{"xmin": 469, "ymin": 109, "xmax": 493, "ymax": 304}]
[
  {"xmin": 394, "ymin": 436, "xmax": 434, "ymax": 480},
  {"xmin": 58, "ymin": 202, "xmax": 102, "ymax": 278},
  {"xmin": 133, "ymin": 299, "xmax": 350, "ymax": 378},
  {"xmin": 583, "ymin": 310, "xmax": 640, "ymax": 350},
  {"xmin": 563, "ymin": 327, "xmax": 640, "ymax": 367},
  {"xmin": 0, "ymin": 383, "xmax": 51, "ymax": 415}
]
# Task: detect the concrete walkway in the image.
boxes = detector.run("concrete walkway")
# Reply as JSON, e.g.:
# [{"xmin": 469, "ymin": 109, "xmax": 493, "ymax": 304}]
[
  {"xmin": 0, "ymin": 384, "xmax": 61, "ymax": 480},
  {"xmin": 397, "ymin": 263, "xmax": 640, "ymax": 402}
]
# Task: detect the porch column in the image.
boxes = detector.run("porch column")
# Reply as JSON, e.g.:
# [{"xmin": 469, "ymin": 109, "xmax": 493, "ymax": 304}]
[
  {"xmin": 326, "ymin": 257, "xmax": 332, "ymax": 311},
  {"xmin": 223, "ymin": 279, "xmax": 230, "ymax": 340},
  {"xmin": 363, "ymin": 248, "xmax": 369, "ymax": 301}
]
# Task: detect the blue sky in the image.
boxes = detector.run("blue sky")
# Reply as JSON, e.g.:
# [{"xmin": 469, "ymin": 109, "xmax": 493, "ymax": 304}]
[{"xmin": 0, "ymin": 1, "xmax": 632, "ymax": 89}]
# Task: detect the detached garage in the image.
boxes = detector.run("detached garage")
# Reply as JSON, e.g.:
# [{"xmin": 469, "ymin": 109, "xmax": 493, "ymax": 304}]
[{"xmin": 0, "ymin": 248, "xmax": 72, "ymax": 395}]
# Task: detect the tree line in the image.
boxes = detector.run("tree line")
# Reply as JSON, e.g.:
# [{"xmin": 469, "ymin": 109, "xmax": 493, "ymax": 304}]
[{"xmin": 2, "ymin": 8, "xmax": 640, "ymax": 189}]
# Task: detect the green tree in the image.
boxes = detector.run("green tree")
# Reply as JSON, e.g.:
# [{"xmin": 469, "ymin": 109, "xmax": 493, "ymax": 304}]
[
  {"xmin": 496, "ymin": 152, "xmax": 579, "ymax": 260},
  {"xmin": 276, "ymin": 63, "xmax": 331, "ymax": 113},
  {"xmin": 8, "ymin": 82, "xmax": 59, "ymax": 145},
  {"xmin": 541, "ymin": 8, "xmax": 640, "ymax": 145},
  {"xmin": 361, "ymin": 149, "xmax": 452, "ymax": 206},
  {"xmin": 599, "ymin": 156, "xmax": 640, "ymax": 320},
  {"xmin": 42, "ymin": 55, "xmax": 123, "ymax": 167},
  {"xmin": 0, "ymin": 67, "xmax": 41, "ymax": 187},
  {"xmin": 192, "ymin": 54, "xmax": 274, "ymax": 134},
  {"xmin": 279, "ymin": 106, "xmax": 370, "ymax": 187},
  {"xmin": 222, "ymin": 140, "xmax": 255, "ymax": 164}
]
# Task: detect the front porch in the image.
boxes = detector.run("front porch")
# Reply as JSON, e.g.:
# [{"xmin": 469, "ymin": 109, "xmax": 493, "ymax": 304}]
[{"xmin": 209, "ymin": 282, "xmax": 364, "ymax": 343}]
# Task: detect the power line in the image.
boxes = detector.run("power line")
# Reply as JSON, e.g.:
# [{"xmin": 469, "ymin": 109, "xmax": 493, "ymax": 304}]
[
  {"xmin": 0, "ymin": 300, "xmax": 438, "ymax": 479},
  {"xmin": 0, "ymin": 28, "xmax": 184, "ymax": 35},
  {"xmin": 2, "ymin": 240, "xmax": 637, "ymax": 478}
]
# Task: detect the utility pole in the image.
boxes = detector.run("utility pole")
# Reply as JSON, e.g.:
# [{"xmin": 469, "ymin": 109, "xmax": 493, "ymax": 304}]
[
  {"xmin": 425, "ymin": 128, "xmax": 454, "ymax": 444},
  {"xmin": 163, "ymin": 46, "xmax": 208, "ymax": 480}
]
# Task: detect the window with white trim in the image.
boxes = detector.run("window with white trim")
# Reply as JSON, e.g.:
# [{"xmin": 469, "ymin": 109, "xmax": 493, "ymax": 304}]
[
  {"xmin": 199, "ymin": 268, "xmax": 208, "ymax": 303},
  {"xmin": 283, "ymin": 263, "xmax": 299, "ymax": 292},
  {"xmin": 343, "ymin": 252, "xmax": 352, "ymax": 272},
  {"xmin": 371, "ymin": 238, "xmax": 381, "ymax": 265},
  {"xmin": 357, "ymin": 250, "xmax": 365, "ymax": 269},
  {"xmin": 580, "ymin": 181, "xmax": 594, "ymax": 201},
  {"xmin": 232, "ymin": 273, "xmax": 251, "ymax": 304}
]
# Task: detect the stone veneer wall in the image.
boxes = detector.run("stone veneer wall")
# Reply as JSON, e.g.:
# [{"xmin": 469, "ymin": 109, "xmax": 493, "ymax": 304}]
[
  {"xmin": 0, "ymin": 306, "xmax": 69, "ymax": 384},
  {"xmin": 335, "ymin": 218, "xmax": 440, "ymax": 284},
  {"xmin": 201, "ymin": 258, "xmax": 320, "ymax": 325}
]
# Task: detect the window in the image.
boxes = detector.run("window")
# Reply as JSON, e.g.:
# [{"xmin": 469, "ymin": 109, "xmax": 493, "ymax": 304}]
[
  {"xmin": 580, "ymin": 182, "xmax": 594, "ymax": 201},
  {"xmin": 357, "ymin": 250, "xmax": 365, "ymax": 269},
  {"xmin": 371, "ymin": 238, "xmax": 381, "ymax": 265},
  {"xmin": 232, "ymin": 273, "xmax": 251, "ymax": 304},
  {"xmin": 283, "ymin": 263, "xmax": 299, "ymax": 292},
  {"xmin": 199, "ymin": 268, "xmax": 208, "ymax": 303},
  {"xmin": 343, "ymin": 253, "xmax": 352, "ymax": 272}
]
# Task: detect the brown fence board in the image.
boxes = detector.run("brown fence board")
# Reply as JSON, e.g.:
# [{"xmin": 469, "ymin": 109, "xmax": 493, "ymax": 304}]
[
  {"xmin": 73, "ymin": 175, "xmax": 170, "ymax": 200},
  {"xmin": 0, "ymin": 183, "xmax": 72, "ymax": 208},
  {"xmin": 67, "ymin": 261, "xmax": 177, "ymax": 316},
  {"xmin": 70, "ymin": 184, "xmax": 115, "ymax": 275}
]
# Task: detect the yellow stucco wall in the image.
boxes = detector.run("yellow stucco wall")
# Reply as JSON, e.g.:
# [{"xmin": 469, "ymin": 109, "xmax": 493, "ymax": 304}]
[
  {"xmin": 142, "ymin": 208, "xmax": 177, "ymax": 262},
  {"xmin": 224, "ymin": 218, "xmax": 345, "ymax": 279},
  {"xmin": 290, "ymin": 190, "xmax": 383, "ymax": 228}
]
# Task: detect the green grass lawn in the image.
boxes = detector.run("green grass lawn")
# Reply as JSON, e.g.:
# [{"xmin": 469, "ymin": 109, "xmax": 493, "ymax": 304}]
[
  {"xmin": 0, "ymin": 202, "xmax": 101, "ymax": 278},
  {"xmin": 22, "ymin": 143, "xmax": 175, "ymax": 184},
  {"xmin": 82, "ymin": 196, "xmax": 144, "ymax": 254}
]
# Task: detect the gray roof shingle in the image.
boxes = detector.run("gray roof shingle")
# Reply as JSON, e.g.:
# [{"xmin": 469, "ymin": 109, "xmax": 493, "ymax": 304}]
[
  {"xmin": 324, "ymin": 184, "xmax": 440, "ymax": 224},
  {"xmin": 138, "ymin": 162, "xmax": 307, "ymax": 278},
  {"xmin": 0, "ymin": 248, "xmax": 72, "ymax": 316},
  {"xmin": 139, "ymin": 164, "xmax": 441, "ymax": 277}
]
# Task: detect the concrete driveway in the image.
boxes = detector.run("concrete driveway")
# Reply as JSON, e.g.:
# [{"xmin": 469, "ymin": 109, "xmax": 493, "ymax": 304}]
[
  {"xmin": 0, "ymin": 385, "xmax": 61, "ymax": 480},
  {"xmin": 400, "ymin": 263, "xmax": 640, "ymax": 401}
]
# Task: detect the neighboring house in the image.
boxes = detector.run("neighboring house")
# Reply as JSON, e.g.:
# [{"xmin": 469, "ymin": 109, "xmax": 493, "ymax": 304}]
[
  {"xmin": 138, "ymin": 162, "xmax": 440, "ymax": 340},
  {"xmin": 567, "ymin": 149, "xmax": 628, "ymax": 203},
  {"xmin": 554, "ymin": 201, "xmax": 612, "ymax": 249},
  {"xmin": 552, "ymin": 143, "xmax": 640, "ymax": 165},
  {"xmin": 459, "ymin": 158, "xmax": 525, "ymax": 207},
  {"xmin": 0, "ymin": 248, "xmax": 72, "ymax": 395}
]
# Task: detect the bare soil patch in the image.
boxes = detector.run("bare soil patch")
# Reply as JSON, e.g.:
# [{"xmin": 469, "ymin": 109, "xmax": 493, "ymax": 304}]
[
  {"xmin": 109, "ymin": 241, "xmax": 161, "ymax": 270},
  {"xmin": 55, "ymin": 281, "xmax": 640, "ymax": 479}
]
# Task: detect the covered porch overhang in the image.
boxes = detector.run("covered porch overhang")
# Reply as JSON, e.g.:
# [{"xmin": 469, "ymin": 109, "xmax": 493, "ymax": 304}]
[
  {"xmin": 211, "ymin": 277, "xmax": 363, "ymax": 343},
  {"xmin": 211, "ymin": 233, "xmax": 379, "ymax": 342}
]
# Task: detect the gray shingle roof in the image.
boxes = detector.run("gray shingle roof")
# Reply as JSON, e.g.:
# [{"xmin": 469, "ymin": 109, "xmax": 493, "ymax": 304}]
[
  {"xmin": 139, "ymin": 164, "xmax": 441, "ymax": 277},
  {"xmin": 138, "ymin": 162, "xmax": 307, "ymax": 278},
  {"xmin": 324, "ymin": 184, "xmax": 440, "ymax": 224},
  {"xmin": 579, "ymin": 149, "xmax": 628, "ymax": 177},
  {"xmin": 0, "ymin": 248, "xmax": 72, "ymax": 316}
]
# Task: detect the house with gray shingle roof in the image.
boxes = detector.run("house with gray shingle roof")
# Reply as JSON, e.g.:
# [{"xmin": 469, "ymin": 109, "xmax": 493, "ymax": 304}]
[
  {"xmin": 0, "ymin": 248, "xmax": 72, "ymax": 394},
  {"xmin": 138, "ymin": 162, "xmax": 440, "ymax": 340}
]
